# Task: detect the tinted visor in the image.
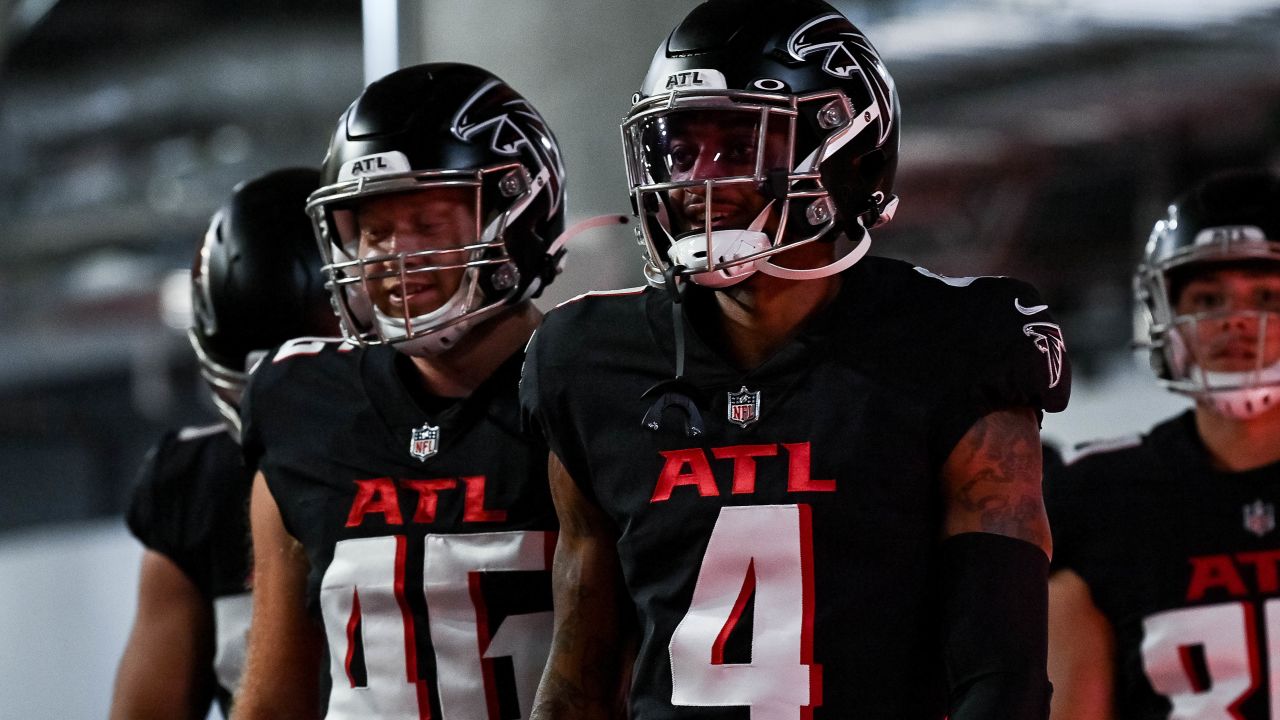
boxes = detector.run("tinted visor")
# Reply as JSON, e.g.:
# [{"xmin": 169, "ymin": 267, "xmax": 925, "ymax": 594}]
[{"xmin": 628, "ymin": 107, "xmax": 794, "ymax": 187}]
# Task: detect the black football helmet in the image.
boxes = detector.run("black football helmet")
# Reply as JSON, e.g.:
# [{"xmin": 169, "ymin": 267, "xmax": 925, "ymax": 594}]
[
  {"xmin": 306, "ymin": 62, "xmax": 567, "ymax": 355},
  {"xmin": 621, "ymin": 0, "xmax": 900, "ymax": 287},
  {"xmin": 190, "ymin": 167, "xmax": 338, "ymax": 435},
  {"xmin": 1135, "ymin": 169, "xmax": 1280, "ymax": 419}
]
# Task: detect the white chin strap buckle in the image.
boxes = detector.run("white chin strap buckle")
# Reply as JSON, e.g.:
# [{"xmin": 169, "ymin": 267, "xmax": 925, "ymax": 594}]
[
  {"xmin": 371, "ymin": 268, "xmax": 479, "ymax": 356},
  {"xmin": 1206, "ymin": 387, "xmax": 1280, "ymax": 420},
  {"xmin": 1197, "ymin": 363, "xmax": 1280, "ymax": 420},
  {"xmin": 667, "ymin": 228, "xmax": 770, "ymax": 288}
]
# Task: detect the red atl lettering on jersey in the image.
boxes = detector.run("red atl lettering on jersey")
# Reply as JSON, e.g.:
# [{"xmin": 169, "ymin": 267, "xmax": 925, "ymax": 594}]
[
  {"xmin": 712, "ymin": 444, "xmax": 778, "ymax": 494},
  {"xmin": 461, "ymin": 476, "xmax": 508, "ymax": 522},
  {"xmin": 346, "ymin": 478, "xmax": 404, "ymax": 527},
  {"xmin": 401, "ymin": 479, "xmax": 457, "ymax": 523},
  {"xmin": 1186, "ymin": 550, "xmax": 1280, "ymax": 601},
  {"xmin": 653, "ymin": 449, "xmax": 719, "ymax": 501},
  {"xmin": 345, "ymin": 476, "xmax": 507, "ymax": 527},
  {"xmin": 651, "ymin": 442, "xmax": 834, "ymax": 503},
  {"xmin": 783, "ymin": 442, "xmax": 836, "ymax": 493},
  {"xmin": 1240, "ymin": 550, "xmax": 1280, "ymax": 593}
]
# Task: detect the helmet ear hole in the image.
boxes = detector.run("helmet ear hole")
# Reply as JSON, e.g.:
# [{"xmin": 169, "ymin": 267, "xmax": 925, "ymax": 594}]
[
  {"xmin": 857, "ymin": 150, "xmax": 888, "ymax": 188},
  {"xmin": 817, "ymin": 149, "xmax": 876, "ymax": 224}
]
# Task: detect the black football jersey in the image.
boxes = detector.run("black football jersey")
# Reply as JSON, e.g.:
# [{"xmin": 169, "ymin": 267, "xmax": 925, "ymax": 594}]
[
  {"xmin": 126, "ymin": 423, "xmax": 253, "ymax": 716},
  {"xmin": 241, "ymin": 337, "xmax": 556, "ymax": 719},
  {"xmin": 521, "ymin": 256, "xmax": 1071, "ymax": 719},
  {"xmin": 1047, "ymin": 411, "xmax": 1280, "ymax": 719}
]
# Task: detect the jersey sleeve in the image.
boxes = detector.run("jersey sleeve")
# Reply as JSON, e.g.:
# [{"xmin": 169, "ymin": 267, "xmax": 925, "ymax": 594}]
[
  {"xmin": 974, "ymin": 279, "xmax": 1071, "ymax": 413},
  {"xmin": 1042, "ymin": 437, "xmax": 1140, "ymax": 580},
  {"xmin": 125, "ymin": 432, "xmax": 208, "ymax": 591},
  {"xmin": 931, "ymin": 278, "xmax": 1072, "ymax": 458},
  {"xmin": 519, "ymin": 313, "xmax": 596, "ymax": 500},
  {"xmin": 238, "ymin": 343, "xmax": 311, "ymax": 543},
  {"xmin": 239, "ymin": 361, "xmax": 268, "ymax": 476},
  {"xmin": 1042, "ymin": 455, "xmax": 1085, "ymax": 574},
  {"xmin": 239, "ymin": 340, "xmax": 301, "ymax": 476}
]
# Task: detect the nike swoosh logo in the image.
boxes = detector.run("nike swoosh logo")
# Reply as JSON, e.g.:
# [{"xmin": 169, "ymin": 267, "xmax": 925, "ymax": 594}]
[{"xmin": 1015, "ymin": 298, "xmax": 1049, "ymax": 315}]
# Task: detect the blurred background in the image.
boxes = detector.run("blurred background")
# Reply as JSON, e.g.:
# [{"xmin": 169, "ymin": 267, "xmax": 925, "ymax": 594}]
[{"xmin": 0, "ymin": 0, "xmax": 1277, "ymax": 716}]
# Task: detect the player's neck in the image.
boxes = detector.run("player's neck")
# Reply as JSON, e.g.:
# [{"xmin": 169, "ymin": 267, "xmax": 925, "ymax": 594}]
[
  {"xmin": 1195, "ymin": 403, "xmax": 1280, "ymax": 472},
  {"xmin": 710, "ymin": 271, "xmax": 841, "ymax": 371},
  {"xmin": 408, "ymin": 302, "xmax": 541, "ymax": 398}
]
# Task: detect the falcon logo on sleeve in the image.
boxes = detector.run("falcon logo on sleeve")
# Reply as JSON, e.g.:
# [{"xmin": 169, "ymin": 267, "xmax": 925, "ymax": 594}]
[{"xmin": 1023, "ymin": 322, "xmax": 1066, "ymax": 389}]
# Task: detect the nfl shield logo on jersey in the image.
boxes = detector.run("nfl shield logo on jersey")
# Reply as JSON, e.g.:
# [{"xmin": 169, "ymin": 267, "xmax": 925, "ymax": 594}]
[
  {"xmin": 727, "ymin": 386, "xmax": 761, "ymax": 428},
  {"xmin": 1243, "ymin": 499, "xmax": 1275, "ymax": 537},
  {"xmin": 409, "ymin": 423, "xmax": 440, "ymax": 461}
]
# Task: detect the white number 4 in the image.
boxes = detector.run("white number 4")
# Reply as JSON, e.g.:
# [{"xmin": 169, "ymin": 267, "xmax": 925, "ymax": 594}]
[{"xmin": 670, "ymin": 504, "xmax": 821, "ymax": 719}]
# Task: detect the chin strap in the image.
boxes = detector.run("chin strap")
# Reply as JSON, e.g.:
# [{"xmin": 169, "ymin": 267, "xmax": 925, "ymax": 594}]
[
  {"xmin": 548, "ymin": 214, "xmax": 630, "ymax": 258},
  {"xmin": 757, "ymin": 218, "xmax": 872, "ymax": 280},
  {"xmin": 641, "ymin": 264, "xmax": 706, "ymax": 437},
  {"xmin": 667, "ymin": 201, "xmax": 773, "ymax": 289},
  {"xmin": 1196, "ymin": 362, "xmax": 1280, "ymax": 420},
  {"xmin": 526, "ymin": 214, "xmax": 631, "ymax": 301},
  {"xmin": 376, "ymin": 267, "xmax": 481, "ymax": 356}
]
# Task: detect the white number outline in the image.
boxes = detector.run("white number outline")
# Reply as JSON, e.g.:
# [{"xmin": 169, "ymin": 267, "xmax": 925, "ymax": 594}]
[
  {"xmin": 669, "ymin": 504, "xmax": 822, "ymax": 720},
  {"xmin": 1140, "ymin": 599, "xmax": 1275, "ymax": 719},
  {"xmin": 320, "ymin": 530, "xmax": 554, "ymax": 719}
]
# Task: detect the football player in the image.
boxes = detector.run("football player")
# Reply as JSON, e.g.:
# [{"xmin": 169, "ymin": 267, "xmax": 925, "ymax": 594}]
[
  {"xmin": 109, "ymin": 167, "xmax": 337, "ymax": 719},
  {"xmin": 232, "ymin": 63, "xmax": 569, "ymax": 720},
  {"xmin": 520, "ymin": 1, "xmax": 1071, "ymax": 718},
  {"xmin": 1047, "ymin": 169, "xmax": 1280, "ymax": 719}
]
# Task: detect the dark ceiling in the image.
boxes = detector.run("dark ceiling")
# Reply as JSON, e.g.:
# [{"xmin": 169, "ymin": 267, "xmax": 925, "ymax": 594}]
[
  {"xmin": 0, "ymin": 0, "xmax": 1276, "ymax": 530},
  {"xmin": 4, "ymin": 1, "xmax": 1276, "ymax": 381}
]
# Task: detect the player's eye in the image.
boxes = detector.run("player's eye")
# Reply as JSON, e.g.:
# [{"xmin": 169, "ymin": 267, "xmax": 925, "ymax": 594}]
[
  {"xmin": 1185, "ymin": 291, "xmax": 1226, "ymax": 312},
  {"xmin": 668, "ymin": 144, "xmax": 697, "ymax": 173},
  {"xmin": 1253, "ymin": 286, "xmax": 1280, "ymax": 312},
  {"xmin": 724, "ymin": 139, "xmax": 756, "ymax": 164}
]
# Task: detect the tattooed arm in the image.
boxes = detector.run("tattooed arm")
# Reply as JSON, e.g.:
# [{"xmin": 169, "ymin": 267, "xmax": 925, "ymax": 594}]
[
  {"xmin": 940, "ymin": 408, "xmax": 1053, "ymax": 720},
  {"xmin": 530, "ymin": 453, "xmax": 636, "ymax": 720},
  {"xmin": 942, "ymin": 406, "xmax": 1050, "ymax": 552}
]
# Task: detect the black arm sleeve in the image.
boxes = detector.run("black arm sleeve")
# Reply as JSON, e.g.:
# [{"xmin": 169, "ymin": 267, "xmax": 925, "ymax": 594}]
[{"xmin": 943, "ymin": 532, "xmax": 1052, "ymax": 720}]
